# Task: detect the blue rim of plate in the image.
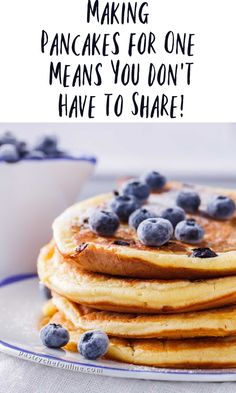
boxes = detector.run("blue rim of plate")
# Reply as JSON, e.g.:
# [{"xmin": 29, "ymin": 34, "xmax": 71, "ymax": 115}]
[
  {"xmin": 0, "ymin": 155, "xmax": 97, "ymax": 164},
  {"xmin": 1, "ymin": 273, "xmax": 236, "ymax": 377}
]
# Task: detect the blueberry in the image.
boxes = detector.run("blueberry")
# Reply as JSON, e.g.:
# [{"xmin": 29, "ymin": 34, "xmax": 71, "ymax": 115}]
[
  {"xmin": 121, "ymin": 179, "xmax": 150, "ymax": 201},
  {"xmin": 17, "ymin": 141, "xmax": 29, "ymax": 158},
  {"xmin": 207, "ymin": 195, "xmax": 236, "ymax": 220},
  {"xmin": 39, "ymin": 282, "xmax": 52, "ymax": 299},
  {"xmin": 191, "ymin": 247, "xmax": 218, "ymax": 258},
  {"xmin": 142, "ymin": 171, "xmax": 166, "ymax": 191},
  {"xmin": 0, "ymin": 144, "xmax": 20, "ymax": 163},
  {"xmin": 128, "ymin": 208, "xmax": 157, "ymax": 230},
  {"xmin": 137, "ymin": 218, "xmax": 173, "ymax": 247},
  {"xmin": 161, "ymin": 206, "xmax": 186, "ymax": 228},
  {"xmin": 25, "ymin": 150, "xmax": 46, "ymax": 159},
  {"xmin": 40, "ymin": 324, "xmax": 69, "ymax": 348},
  {"xmin": 78, "ymin": 330, "xmax": 109, "ymax": 360},
  {"xmin": 110, "ymin": 195, "xmax": 140, "ymax": 222},
  {"xmin": 113, "ymin": 240, "xmax": 130, "ymax": 246},
  {"xmin": 175, "ymin": 219, "xmax": 204, "ymax": 244},
  {"xmin": 0, "ymin": 131, "xmax": 17, "ymax": 146},
  {"xmin": 89, "ymin": 210, "xmax": 119, "ymax": 237},
  {"xmin": 34, "ymin": 135, "xmax": 58, "ymax": 155},
  {"xmin": 176, "ymin": 191, "xmax": 201, "ymax": 213}
]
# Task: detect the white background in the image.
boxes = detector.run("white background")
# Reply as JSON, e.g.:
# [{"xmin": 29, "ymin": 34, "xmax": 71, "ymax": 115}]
[{"xmin": 0, "ymin": 0, "xmax": 235, "ymax": 122}]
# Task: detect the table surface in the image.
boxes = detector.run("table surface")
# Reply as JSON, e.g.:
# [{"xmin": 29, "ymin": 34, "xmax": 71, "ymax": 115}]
[{"xmin": 1, "ymin": 353, "xmax": 236, "ymax": 393}]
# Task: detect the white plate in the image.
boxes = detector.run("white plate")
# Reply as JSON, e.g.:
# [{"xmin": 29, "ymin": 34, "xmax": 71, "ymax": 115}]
[{"xmin": 1, "ymin": 275, "xmax": 236, "ymax": 382}]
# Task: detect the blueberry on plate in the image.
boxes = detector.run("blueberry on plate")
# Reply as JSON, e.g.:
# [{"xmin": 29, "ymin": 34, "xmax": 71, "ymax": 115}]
[
  {"xmin": 128, "ymin": 207, "xmax": 157, "ymax": 230},
  {"xmin": 161, "ymin": 206, "xmax": 186, "ymax": 228},
  {"xmin": 176, "ymin": 191, "xmax": 201, "ymax": 213},
  {"xmin": 0, "ymin": 144, "xmax": 20, "ymax": 163},
  {"xmin": 137, "ymin": 217, "xmax": 173, "ymax": 247},
  {"xmin": 40, "ymin": 324, "xmax": 69, "ymax": 348},
  {"xmin": 175, "ymin": 219, "xmax": 204, "ymax": 244},
  {"xmin": 39, "ymin": 282, "xmax": 52, "ymax": 299},
  {"xmin": 121, "ymin": 179, "xmax": 150, "ymax": 201},
  {"xmin": 89, "ymin": 210, "xmax": 120, "ymax": 237},
  {"xmin": 142, "ymin": 171, "xmax": 166, "ymax": 191},
  {"xmin": 191, "ymin": 247, "xmax": 218, "ymax": 258},
  {"xmin": 34, "ymin": 135, "xmax": 58, "ymax": 155},
  {"xmin": 110, "ymin": 195, "xmax": 140, "ymax": 222},
  {"xmin": 207, "ymin": 195, "xmax": 236, "ymax": 220},
  {"xmin": 78, "ymin": 330, "xmax": 109, "ymax": 360}
]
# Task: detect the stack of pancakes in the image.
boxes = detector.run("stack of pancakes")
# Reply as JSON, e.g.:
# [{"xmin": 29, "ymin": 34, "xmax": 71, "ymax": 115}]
[{"xmin": 38, "ymin": 182, "xmax": 236, "ymax": 368}]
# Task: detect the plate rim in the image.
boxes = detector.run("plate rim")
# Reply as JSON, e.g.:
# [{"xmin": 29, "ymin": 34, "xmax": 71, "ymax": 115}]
[{"xmin": 2, "ymin": 273, "xmax": 236, "ymax": 381}]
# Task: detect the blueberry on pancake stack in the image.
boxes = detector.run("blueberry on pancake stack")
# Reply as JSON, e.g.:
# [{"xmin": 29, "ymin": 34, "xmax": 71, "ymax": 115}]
[{"xmin": 38, "ymin": 172, "xmax": 236, "ymax": 368}]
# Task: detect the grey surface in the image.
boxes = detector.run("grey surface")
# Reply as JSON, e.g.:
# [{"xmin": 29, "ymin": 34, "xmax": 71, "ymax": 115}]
[{"xmin": 1, "ymin": 353, "xmax": 236, "ymax": 393}]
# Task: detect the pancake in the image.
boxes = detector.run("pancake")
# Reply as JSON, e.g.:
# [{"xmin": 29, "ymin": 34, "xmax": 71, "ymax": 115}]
[
  {"xmin": 53, "ymin": 182, "xmax": 236, "ymax": 279},
  {"xmin": 38, "ymin": 243, "xmax": 236, "ymax": 314},
  {"xmin": 51, "ymin": 292, "xmax": 236, "ymax": 339},
  {"xmin": 49, "ymin": 310, "xmax": 236, "ymax": 368}
]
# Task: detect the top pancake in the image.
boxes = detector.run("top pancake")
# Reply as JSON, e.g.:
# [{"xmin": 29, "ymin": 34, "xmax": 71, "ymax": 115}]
[
  {"xmin": 53, "ymin": 182, "xmax": 236, "ymax": 279},
  {"xmin": 37, "ymin": 243, "xmax": 236, "ymax": 314}
]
